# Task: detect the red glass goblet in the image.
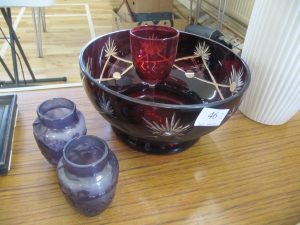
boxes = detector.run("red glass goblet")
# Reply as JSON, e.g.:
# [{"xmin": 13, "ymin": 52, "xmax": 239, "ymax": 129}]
[{"xmin": 130, "ymin": 25, "xmax": 179, "ymax": 85}]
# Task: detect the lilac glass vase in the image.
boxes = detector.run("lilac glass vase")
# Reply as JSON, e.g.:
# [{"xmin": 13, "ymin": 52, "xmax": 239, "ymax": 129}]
[
  {"xmin": 33, "ymin": 98, "xmax": 87, "ymax": 165},
  {"xmin": 56, "ymin": 135, "xmax": 119, "ymax": 216}
]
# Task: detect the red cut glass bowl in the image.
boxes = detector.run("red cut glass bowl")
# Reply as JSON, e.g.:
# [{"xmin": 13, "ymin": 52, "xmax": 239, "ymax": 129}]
[{"xmin": 79, "ymin": 29, "xmax": 251, "ymax": 154}]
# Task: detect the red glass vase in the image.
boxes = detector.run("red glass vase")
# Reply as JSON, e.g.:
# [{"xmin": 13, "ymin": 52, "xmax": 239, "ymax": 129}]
[{"xmin": 130, "ymin": 25, "xmax": 179, "ymax": 85}]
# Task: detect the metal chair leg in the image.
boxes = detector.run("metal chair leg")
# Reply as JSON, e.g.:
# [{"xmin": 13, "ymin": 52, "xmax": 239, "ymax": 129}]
[
  {"xmin": 0, "ymin": 55, "xmax": 15, "ymax": 83},
  {"xmin": 32, "ymin": 8, "xmax": 43, "ymax": 57},
  {"xmin": 41, "ymin": 8, "xmax": 47, "ymax": 32},
  {"xmin": 216, "ymin": 0, "xmax": 227, "ymax": 31},
  {"xmin": 1, "ymin": 7, "xmax": 67, "ymax": 87},
  {"xmin": 38, "ymin": 8, "xmax": 43, "ymax": 57},
  {"xmin": 4, "ymin": 8, "xmax": 19, "ymax": 84},
  {"xmin": 2, "ymin": 8, "xmax": 36, "ymax": 82}
]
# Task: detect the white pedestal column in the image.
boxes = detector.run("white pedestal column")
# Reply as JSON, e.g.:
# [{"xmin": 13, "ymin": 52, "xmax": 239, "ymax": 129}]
[{"xmin": 239, "ymin": 0, "xmax": 300, "ymax": 125}]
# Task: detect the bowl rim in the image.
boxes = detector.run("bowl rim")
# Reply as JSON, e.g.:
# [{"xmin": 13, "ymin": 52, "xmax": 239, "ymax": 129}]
[{"xmin": 79, "ymin": 29, "xmax": 251, "ymax": 110}]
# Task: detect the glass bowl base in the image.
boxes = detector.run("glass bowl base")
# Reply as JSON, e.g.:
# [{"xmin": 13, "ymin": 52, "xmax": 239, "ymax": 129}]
[{"xmin": 112, "ymin": 126, "xmax": 198, "ymax": 154}]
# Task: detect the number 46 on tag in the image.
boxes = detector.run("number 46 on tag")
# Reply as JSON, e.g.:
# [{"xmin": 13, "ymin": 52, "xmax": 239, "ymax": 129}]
[{"xmin": 194, "ymin": 108, "xmax": 229, "ymax": 126}]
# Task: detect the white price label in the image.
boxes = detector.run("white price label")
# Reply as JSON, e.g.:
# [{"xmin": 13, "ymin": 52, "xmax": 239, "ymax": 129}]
[{"xmin": 194, "ymin": 108, "xmax": 229, "ymax": 126}]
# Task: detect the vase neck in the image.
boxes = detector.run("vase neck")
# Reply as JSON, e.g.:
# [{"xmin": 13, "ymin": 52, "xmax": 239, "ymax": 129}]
[
  {"xmin": 63, "ymin": 135, "xmax": 109, "ymax": 177},
  {"xmin": 37, "ymin": 98, "xmax": 78, "ymax": 129}
]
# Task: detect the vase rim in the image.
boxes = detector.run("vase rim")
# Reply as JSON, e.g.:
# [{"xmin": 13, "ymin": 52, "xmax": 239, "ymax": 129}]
[
  {"xmin": 130, "ymin": 25, "xmax": 179, "ymax": 41},
  {"xmin": 37, "ymin": 98, "xmax": 77, "ymax": 128},
  {"xmin": 63, "ymin": 135, "xmax": 109, "ymax": 169}
]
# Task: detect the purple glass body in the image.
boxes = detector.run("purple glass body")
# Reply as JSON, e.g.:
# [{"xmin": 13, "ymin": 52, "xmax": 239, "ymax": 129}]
[
  {"xmin": 33, "ymin": 98, "xmax": 87, "ymax": 165},
  {"xmin": 56, "ymin": 135, "xmax": 119, "ymax": 216}
]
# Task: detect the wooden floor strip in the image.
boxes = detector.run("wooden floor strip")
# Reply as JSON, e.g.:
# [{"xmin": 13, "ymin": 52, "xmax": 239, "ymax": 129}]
[{"xmin": 85, "ymin": 4, "xmax": 96, "ymax": 39}]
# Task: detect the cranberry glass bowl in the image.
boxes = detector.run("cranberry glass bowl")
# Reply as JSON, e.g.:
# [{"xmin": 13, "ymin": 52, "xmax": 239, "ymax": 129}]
[{"xmin": 79, "ymin": 29, "xmax": 251, "ymax": 154}]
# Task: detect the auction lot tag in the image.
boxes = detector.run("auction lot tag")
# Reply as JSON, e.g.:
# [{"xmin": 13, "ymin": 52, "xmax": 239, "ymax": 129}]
[{"xmin": 194, "ymin": 108, "xmax": 229, "ymax": 126}]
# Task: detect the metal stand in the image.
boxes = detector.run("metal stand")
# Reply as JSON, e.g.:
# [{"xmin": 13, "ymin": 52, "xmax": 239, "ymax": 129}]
[
  {"xmin": 216, "ymin": 0, "xmax": 227, "ymax": 31},
  {"xmin": 0, "ymin": 8, "xmax": 67, "ymax": 87},
  {"xmin": 189, "ymin": 0, "xmax": 227, "ymax": 30},
  {"xmin": 32, "ymin": 8, "xmax": 44, "ymax": 57},
  {"xmin": 185, "ymin": 0, "xmax": 232, "ymax": 48},
  {"xmin": 0, "ymin": 56, "xmax": 15, "ymax": 82}
]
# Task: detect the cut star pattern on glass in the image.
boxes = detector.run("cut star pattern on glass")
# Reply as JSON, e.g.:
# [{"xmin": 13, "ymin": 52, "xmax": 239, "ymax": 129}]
[
  {"xmin": 85, "ymin": 39, "xmax": 245, "ymax": 100},
  {"xmin": 143, "ymin": 113, "xmax": 191, "ymax": 137},
  {"xmin": 98, "ymin": 93, "xmax": 114, "ymax": 117},
  {"xmin": 229, "ymin": 66, "xmax": 244, "ymax": 93}
]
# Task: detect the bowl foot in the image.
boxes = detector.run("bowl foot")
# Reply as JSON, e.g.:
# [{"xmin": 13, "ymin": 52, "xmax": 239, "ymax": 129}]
[{"xmin": 112, "ymin": 127, "xmax": 198, "ymax": 154}]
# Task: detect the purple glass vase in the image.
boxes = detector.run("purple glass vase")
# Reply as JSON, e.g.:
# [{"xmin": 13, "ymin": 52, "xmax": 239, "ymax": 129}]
[
  {"xmin": 56, "ymin": 135, "xmax": 119, "ymax": 216},
  {"xmin": 33, "ymin": 98, "xmax": 87, "ymax": 165}
]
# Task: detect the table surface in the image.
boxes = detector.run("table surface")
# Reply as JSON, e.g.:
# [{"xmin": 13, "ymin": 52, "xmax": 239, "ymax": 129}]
[{"xmin": 0, "ymin": 87, "xmax": 300, "ymax": 225}]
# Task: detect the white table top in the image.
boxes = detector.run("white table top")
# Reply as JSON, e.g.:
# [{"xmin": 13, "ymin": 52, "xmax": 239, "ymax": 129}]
[{"xmin": 0, "ymin": 0, "xmax": 54, "ymax": 7}]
